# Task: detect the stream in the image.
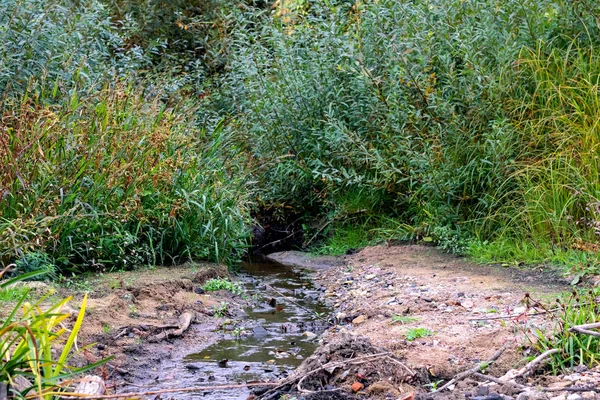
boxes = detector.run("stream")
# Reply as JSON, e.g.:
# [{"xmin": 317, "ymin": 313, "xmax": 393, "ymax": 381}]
[{"xmin": 123, "ymin": 261, "xmax": 331, "ymax": 399}]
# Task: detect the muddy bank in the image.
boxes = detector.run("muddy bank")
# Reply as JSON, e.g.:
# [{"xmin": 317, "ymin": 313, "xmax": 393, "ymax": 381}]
[
  {"xmin": 54, "ymin": 260, "xmax": 334, "ymax": 400},
  {"xmin": 268, "ymin": 245, "xmax": 600, "ymax": 400},
  {"xmin": 8, "ymin": 245, "xmax": 597, "ymax": 400}
]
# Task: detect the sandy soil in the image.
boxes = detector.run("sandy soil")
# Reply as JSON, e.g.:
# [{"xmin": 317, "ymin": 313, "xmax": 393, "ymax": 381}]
[{"xmin": 313, "ymin": 245, "xmax": 569, "ymax": 378}]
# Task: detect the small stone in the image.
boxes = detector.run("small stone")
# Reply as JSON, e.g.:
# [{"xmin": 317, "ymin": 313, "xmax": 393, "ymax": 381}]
[
  {"xmin": 550, "ymin": 395, "xmax": 567, "ymax": 400},
  {"xmin": 304, "ymin": 331, "xmax": 316, "ymax": 338},
  {"xmin": 351, "ymin": 382, "xmax": 364, "ymax": 392},
  {"xmin": 461, "ymin": 300, "xmax": 474, "ymax": 308},
  {"xmin": 352, "ymin": 315, "xmax": 367, "ymax": 325},
  {"xmin": 475, "ymin": 385, "xmax": 490, "ymax": 396},
  {"xmin": 516, "ymin": 390, "xmax": 550, "ymax": 400},
  {"xmin": 265, "ymin": 360, "xmax": 276, "ymax": 365},
  {"xmin": 581, "ymin": 392, "xmax": 597, "ymax": 400},
  {"xmin": 566, "ymin": 395, "xmax": 583, "ymax": 400},
  {"xmin": 513, "ymin": 306, "xmax": 526, "ymax": 315},
  {"xmin": 549, "ymin": 382, "xmax": 572, "ymax": 389},
  {"xmin": 365, "ymin": 274, "xmax": 376, "ymax": 280}
]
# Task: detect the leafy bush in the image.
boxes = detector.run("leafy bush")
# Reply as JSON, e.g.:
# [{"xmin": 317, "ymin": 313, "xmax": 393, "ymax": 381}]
[
  {"xmin": 0, "ymin": 0, "xmax": 123, "ymax": 101},
  {"xmin": 13, "ymin": 252, "xmax": 57, "ymax": 281},
  {"xmin": 222, "ymin": 0, "xmax": 539, "ymax": 240},
  {"xmin": 221, "ymin": 0, "xmax": 600, "ymax": 260}
]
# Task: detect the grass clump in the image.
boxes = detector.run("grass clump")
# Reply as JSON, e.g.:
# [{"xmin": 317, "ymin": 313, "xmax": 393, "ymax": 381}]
[
  {"xmin": 202, "ymin": 278, "xmax": 243, "ymax": 295},
  {"xmin": 533, "ymin": 289, "xmax": 600, "ymax": 373},
  {"xmin": 405, "ymin": 327, "xmax": 434, "ymax": 342},
  {"xmin": 0, "ymin": 85, "xmax": 250, "ymax": 272},
  {"xmin": 0, "ymin": 267, "xmax": 111, "ymax": 397}
]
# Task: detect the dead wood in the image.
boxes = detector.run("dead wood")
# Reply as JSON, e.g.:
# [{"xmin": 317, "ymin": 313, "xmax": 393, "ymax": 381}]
[
  {"xmin": 569, "ymin": 322, "xmax": 600, "ymax": 338},
  {"xmin": 62, "ymin": 376, "xmax": 105, "ymax": 399},
  {"xmin": 500, "ymin": 348, "xmax": 559, "ymax": 381},
  {"xmin": 148, "ymin": 311, "xmax": 195, "ymax": 343},
  {"xmin": 434, "ymin": 342, "xmax": 509, "ymax": 393}
]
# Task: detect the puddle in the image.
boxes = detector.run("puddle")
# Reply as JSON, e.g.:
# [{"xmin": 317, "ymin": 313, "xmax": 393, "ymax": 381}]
[{"xmin": 121, "ymin": 261, "xmax": 331, "ymax": 399}]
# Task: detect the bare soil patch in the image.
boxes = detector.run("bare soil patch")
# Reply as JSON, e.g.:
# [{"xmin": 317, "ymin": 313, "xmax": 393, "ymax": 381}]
[
  {"xmin": 296, "ymin": 244, "xmax": 593, "ymax": 400},
  {"xmin": 51, "ymin": 263, "xmax": 249, "ymax": 384}
]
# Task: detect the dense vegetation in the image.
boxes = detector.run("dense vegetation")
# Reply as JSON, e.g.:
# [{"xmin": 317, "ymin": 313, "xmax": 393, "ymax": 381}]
[{"xmin": 1, "ymin": 0, "xmax": 600, "ymax": 275}]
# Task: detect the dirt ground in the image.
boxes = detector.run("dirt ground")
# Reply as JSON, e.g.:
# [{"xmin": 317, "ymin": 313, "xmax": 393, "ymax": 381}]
[
  {"xmin": 46, "ymin": 263, "xmax": 248, "ymax": 385},
  {"xmin": 314, "ymin": 245, "xmax": 568, "ymax": 376},
  {"xmin": 4, "ymin": 245, "xmax": 598, "ymax": 400},
  {"xmin": 298, "ymin": 245, "xmax": 599, "ymax": 400}
]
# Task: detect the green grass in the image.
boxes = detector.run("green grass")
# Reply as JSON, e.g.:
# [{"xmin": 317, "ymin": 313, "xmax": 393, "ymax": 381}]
[
  {"xmin": 202, "ymin": 278, "xmax": 243, "ymax": 295},
  {"xmin": 533, "ymin": 288, "xmax": 600, "ymax": 373},
  {"xmin": 0, "ymin": 286, "xmax": 29, "ymax": 302},
  {"xmin": 405, "ymin": 327, "xmax": 434, "ymax": 342}
]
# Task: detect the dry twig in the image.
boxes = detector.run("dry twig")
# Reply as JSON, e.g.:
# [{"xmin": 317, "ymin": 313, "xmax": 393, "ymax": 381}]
[
  {"xmin": 569, "ymin": 322, "xmax": 600, "ymax": 338},
  {"xmin": 434, "ymin": 343, "xmax": 509, "ymax": 393}
]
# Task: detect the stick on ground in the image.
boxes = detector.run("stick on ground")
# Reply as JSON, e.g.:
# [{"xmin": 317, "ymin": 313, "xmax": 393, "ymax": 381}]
[{"xmin": 434, "ymin": 343, "xmax": 509, "ymax": 393}]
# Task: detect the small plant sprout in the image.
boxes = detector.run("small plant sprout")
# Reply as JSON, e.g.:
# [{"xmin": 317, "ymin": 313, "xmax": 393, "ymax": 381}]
[
  {"xmin": 405, "ymin": 327, "xmax": 434, "ymax": 341},
  {"xmin": 214, "ymin": 302, "xmax": 229, "ymax": 318}
]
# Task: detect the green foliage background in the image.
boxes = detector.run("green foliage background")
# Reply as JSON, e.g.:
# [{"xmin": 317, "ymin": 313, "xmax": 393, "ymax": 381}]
[{"xmin": 2, "ymin": 0, "xmax": 600, "ymax": 272}]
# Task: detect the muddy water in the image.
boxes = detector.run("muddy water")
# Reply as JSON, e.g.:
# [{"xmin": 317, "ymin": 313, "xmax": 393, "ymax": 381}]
[{"xmin": 126, "ymin": 262, "xmax": 330, "ymax": 399}]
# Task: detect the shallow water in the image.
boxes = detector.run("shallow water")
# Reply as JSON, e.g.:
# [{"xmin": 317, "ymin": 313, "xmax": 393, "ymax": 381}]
[{"xmin": 123, "ymin": 261, "xmax": 330, "ymax": 399}]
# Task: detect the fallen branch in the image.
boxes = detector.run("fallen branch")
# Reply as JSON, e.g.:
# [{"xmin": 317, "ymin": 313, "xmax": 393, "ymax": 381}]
[
  {"xmin": 500, "ymin": 349, "xmax": 559, "ymax": 382},
  {"xmin": 434, "ymin": 343, "xmax": 509, "ymax": 393},
  {"xmin": 474, "ymin": 373, "xmax": 598, "ymax": 394},
  {"xmin": 469, "ymin": 309, "xmax": 558, "ymax": 322},
  {"xmin": 569, "ymin": 322, "xmax": 600, "ymax": 338},
  {"xmin": 470, "ymin": 301, "xmax": 600, "ymax": 322},
  {"xmin": 472, "ymin": 373, "xmax": 525, "ymax": 389},
  {"xmin": 148, "ymin": 311, "xmax": 195, "ymax": 343}
]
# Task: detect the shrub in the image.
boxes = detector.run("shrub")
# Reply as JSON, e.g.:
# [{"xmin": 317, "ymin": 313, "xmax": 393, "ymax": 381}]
[{"xmin": 222, "ymin": 0, "xmax": 600, "ymax": 258}]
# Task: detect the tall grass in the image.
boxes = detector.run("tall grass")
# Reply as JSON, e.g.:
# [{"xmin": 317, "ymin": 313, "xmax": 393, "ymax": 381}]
[{"xmin": 0, "ymin": 84, "xmax": 250, "ymax": 271}]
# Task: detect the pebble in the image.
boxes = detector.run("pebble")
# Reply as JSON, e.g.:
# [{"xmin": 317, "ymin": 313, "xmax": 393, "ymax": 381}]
[
  {"xmin": 566, "ymin": 395, "xmax": 583, "ymax": 400},
  {"xmin": 352, "ymin": 315, "xmax": 367, "ymax": 324},
  {"xmin": 461, "ymin": 299, "xmax": 475, "ymax": 308}
]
